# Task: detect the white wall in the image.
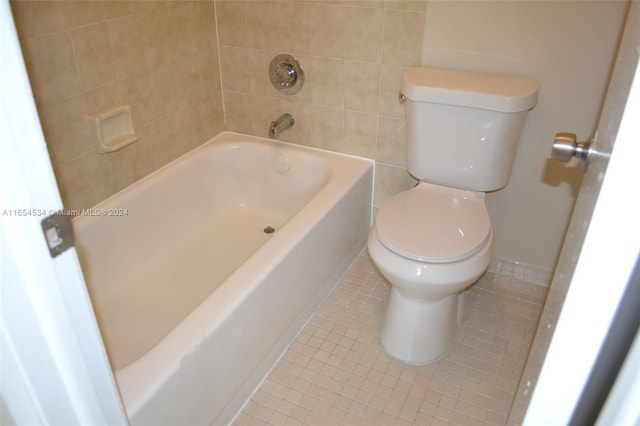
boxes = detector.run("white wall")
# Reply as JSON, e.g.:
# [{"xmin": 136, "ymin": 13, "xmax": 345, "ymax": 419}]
[{"xmin": 422, "ymin": 0, "xmax": 628, "ymax": 270}]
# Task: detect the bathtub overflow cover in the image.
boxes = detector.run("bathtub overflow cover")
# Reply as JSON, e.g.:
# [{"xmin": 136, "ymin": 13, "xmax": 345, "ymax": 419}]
[
  {"xmin": 263, "ymin": 226, "xmax": 276, "ymax": 234},
  {"xmin": 274, "ymin": 154, "xmax": 291, "ymax": 173}
]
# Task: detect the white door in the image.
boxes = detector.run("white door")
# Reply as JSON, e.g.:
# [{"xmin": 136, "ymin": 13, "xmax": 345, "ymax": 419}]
[
  {"xmin": 514, "ymin": 3, "xmax": 640, "ymax": 424},
  {"xmin": 0, "ymin": 1, "xmax": 127, "ymax": 424}
]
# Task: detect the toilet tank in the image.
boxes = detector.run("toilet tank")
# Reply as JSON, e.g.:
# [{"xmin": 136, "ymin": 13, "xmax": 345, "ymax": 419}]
[{"xmin": 401, "ymin": 67, "xmax": 538, "ymax": 191}]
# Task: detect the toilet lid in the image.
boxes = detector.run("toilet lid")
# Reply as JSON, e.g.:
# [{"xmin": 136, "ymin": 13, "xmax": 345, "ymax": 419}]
[{"xmin": 375, "ymin": 182, "xmax": 491, "ymax": 263}]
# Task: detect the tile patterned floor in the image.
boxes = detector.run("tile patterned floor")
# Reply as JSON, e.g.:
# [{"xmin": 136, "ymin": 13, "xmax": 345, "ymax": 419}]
[{"xmin": 233, "ymin": 252, "xmax": 548, "ymax": 425}]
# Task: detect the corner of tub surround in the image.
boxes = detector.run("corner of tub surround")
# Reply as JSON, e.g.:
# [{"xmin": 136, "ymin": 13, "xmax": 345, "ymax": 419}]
[{"xmin": 488, "ymin": 256, "xmax": 552, "ymax": 287}]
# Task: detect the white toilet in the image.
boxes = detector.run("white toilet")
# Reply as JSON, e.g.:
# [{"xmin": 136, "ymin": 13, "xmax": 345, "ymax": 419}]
[{"xmin": 368, "ymin": 66, "xmax": 538, "ymax": 364}]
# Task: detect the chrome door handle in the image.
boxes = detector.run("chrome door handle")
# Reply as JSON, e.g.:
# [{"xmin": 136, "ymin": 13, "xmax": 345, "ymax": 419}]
[{"xmin": 552, "ymin": 132, "xmax": 593, "ymax": 171}]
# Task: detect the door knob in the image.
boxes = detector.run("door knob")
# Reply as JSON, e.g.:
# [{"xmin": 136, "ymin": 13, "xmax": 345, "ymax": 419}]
[{"xmin": 552, "ymin": 132, "xmax": 592, "ymax": 171}]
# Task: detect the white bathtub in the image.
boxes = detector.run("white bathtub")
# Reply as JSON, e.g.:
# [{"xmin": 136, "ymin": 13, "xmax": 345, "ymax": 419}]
[{"xmin": 73, "ymin": 132, "xmax": 373, "ymax": 425}]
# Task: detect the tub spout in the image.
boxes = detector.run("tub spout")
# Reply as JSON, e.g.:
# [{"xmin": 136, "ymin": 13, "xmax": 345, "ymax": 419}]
[{"xmin": 268, "ymin": 113, "xmax": 295, "ymax": 139}]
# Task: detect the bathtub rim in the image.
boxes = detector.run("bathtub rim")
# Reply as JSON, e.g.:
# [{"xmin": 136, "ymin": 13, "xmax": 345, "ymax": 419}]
[{"xmin": 72, "ymin": 132, "xmax": 339, "ymax": 230}]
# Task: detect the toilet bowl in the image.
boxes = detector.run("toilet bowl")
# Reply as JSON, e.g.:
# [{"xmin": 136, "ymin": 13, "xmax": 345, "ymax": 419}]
[
  {"xmin": 367, "ymin": 66, "xmax": 538, "ymax": 365},
  {"xmin": 368, "ymin": 182, "xmax": 494, "ymax": 364}
]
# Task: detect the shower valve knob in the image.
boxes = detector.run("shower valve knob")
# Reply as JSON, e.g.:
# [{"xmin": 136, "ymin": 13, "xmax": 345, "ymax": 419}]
[
  {"xmin": 273, "ymin": 63, "xmax": 297, "ymax": 88},
  {"xmin": 269, "ymin": 54, "xmax": 305, "ymax": 95}
]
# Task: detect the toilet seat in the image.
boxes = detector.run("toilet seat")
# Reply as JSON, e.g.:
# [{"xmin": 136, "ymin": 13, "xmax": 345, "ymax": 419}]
[{"xmin": 375, "ymin": 182, "xmax": 491, "ymax": 263}]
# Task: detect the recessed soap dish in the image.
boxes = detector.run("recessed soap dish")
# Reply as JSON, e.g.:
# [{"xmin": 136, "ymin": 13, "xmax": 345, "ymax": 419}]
[{"xmin": 88, "ymin": 104, "xmax": 138, "ymax": 154}]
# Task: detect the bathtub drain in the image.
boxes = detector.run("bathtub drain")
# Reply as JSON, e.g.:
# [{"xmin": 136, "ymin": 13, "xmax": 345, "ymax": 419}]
[{"xmin": 263, "ymin": 225, "xmax": 276, "ymax": 234}]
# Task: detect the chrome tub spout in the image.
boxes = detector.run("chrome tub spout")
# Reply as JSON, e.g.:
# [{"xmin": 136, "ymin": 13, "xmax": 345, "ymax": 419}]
[{"xmin": 268, "ymin": 113, "xmax": 295, "ymax": 139}]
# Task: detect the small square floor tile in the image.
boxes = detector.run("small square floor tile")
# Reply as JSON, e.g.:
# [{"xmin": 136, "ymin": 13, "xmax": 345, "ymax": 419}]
[{"xmin": 233, "ymin": 252, "xmax": 546, "ymax": 425}]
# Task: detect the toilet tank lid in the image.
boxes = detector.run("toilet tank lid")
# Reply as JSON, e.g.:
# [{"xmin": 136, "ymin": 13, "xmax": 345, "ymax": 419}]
[{"xmin": 402, "ymin": 67, "xmax": 539, "ymax": 113}]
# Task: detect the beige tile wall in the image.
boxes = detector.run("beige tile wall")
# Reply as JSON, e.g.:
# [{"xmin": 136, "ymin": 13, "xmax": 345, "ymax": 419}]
[
  {"xmin": 11, "ymin": 0, "xmax": 225, "ymax": 210},
  {"xmin": 217, "ymin": 0, "xmax": 426, "ymax": 206}
]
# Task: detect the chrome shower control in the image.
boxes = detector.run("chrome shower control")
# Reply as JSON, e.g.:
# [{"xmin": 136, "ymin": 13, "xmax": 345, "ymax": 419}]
[{"xmin": 269, "ymin": 54, "xmax": 304, "ymax": 95}]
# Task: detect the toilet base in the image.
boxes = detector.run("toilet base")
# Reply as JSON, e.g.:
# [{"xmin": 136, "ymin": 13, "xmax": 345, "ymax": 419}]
[{"xmin": 380, "ymin": 289, "xmax": 458, "ymax": 365}]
